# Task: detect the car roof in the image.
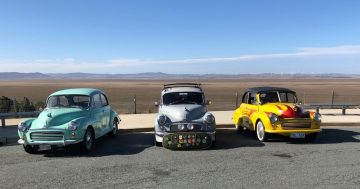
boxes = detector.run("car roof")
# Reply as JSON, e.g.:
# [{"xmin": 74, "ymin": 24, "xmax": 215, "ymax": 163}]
[
  {"xmin": 162, "ymin": 83, "xmax": 203, "ymax": 94},
  {"xmin": 50, "ymin": 88, "xmax": 104, "ymax": 96},
  {"xmin": 162, "ymin": 87, "xmax": 203, "ymax": 94},
  {"xmin": 247, "ymin": 87, "xmax": 295, "ymax": 93}
]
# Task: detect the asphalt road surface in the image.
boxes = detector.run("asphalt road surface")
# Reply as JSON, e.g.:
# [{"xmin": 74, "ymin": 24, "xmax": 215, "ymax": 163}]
[{"xmin": 1, "ymin": 127, "xmax": 360, "ymax": 189}]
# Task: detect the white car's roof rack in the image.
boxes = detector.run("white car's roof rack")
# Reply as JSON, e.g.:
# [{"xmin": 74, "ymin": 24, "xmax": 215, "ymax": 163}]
[{"xmin": 163, "ymin": 83, "xmax": 202, "ymax": 90}]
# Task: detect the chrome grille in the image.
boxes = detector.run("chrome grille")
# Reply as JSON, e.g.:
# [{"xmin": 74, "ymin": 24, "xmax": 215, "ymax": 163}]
[
  {"xmin": 170, "ymin": 124, "xmax": 203, "ymax": 132},
  {"xmin": 281, "ymin": 119, "xmax": 312, "ymax": 129},
  {"xmin": 30, "ymin": 131, "xmax": 64, "ymax": 141}
]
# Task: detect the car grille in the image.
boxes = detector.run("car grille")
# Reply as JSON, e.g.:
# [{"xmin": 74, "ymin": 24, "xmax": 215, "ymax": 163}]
[
  {"xmin": 281, "ymin": 119, "xmax": 312, "ymax": 130},
  {"xmin": 30, "ymin": 131, "xmax": 64, "ymax": 141},
  {"xmin": 170, "ymin": 124, "xmax": 203, "ymax": 132}
]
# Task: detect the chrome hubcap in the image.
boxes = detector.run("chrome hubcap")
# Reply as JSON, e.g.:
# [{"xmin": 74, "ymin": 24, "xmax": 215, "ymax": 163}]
[
  {"xmin": 257, "ymin": 122, "xmax": 264, "ymax": 141},
  {"xmin": 85, "ymin": 132, "xmax": 92, "ymax": 149},
  {"xmin": 113, "ymin": 122, "xmax": 117, "ymax": 135}
]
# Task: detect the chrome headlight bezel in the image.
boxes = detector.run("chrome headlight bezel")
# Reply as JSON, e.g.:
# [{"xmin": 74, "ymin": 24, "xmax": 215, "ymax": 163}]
[
  {"xmin": 269, "ymin": 113, "xmax": 279, "ymax": 123},
  {"xmin": 187, "ymin": 123, "xmax": 194, "ymax": 130},
  {"xmin": 68, "ymin": 121, "xmax": 80, "ymax": 131},
  {"xmin": 18, "ymin": 122, "xmax": 27, "ymax": 132},
  {"xmin": 204, "ymin": 114, "xmax": 215, "ymax": 124},
  {"xmin": 157, "ymin": 115, "xmax": 167, "ymax": 126},
  {"xmin": 313, "ymin": 113, "xmax": 322, "ymax": 122}
]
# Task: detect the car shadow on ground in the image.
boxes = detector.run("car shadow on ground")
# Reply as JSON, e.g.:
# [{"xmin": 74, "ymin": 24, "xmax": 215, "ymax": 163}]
[
  {"xmin": 286, "ymin": 128, "xmax": 360, "ymax": 144},
  {"xmin": 211, "ymin": 128, "xmax": 265, "ymax": 150},
  {"xmin": 42, "ymin": 132, "xmax": 155, "ymax": 158},
  {"xmin": 38, "ymin": 128, "xmax": 360, "ymax": 157}
]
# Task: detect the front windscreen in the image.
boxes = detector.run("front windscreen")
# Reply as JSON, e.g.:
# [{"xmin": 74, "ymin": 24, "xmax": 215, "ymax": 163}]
[
  {"xmin": 259, "ymin": 91, "xmax": 297, "ymax": 104},
  {"xmin": 47, "ymin": 95, "xmax": 90, "ymax": 108},
  {"xmin": 163, "ymin": 92, "xmax": 204, "ymax": 105}
]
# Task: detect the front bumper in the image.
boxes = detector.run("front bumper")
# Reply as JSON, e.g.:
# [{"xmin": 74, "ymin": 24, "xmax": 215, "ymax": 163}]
[
  {"xmin": 19, "ymin": 129, "xmax": 83, "ymax": 146},
  {"xmin": 18, "ymin": 138, "xmax": 83, "ymax": 146},
  {"xmin": 156, "ymin": 131, "xmax": 216, "ymax": 150}
]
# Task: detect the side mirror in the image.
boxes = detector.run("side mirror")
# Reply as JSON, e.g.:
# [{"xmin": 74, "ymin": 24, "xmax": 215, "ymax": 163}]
[
  {"xmin": 154, "ymin": 101, "xmax": 159, "ymax": 107},
  {"xmin": 206, "ymin": 100, "xmax": 212, "ymax": 105},
  {"xmin": 39, "ymin": 107, "xmax": 43, "ymax": 111}
]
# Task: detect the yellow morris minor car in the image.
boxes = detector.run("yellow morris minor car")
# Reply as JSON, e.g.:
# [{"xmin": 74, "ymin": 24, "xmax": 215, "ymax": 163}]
[{"xmin": 233, "ymin": 87, "xmax": 321, "ymax": 142}]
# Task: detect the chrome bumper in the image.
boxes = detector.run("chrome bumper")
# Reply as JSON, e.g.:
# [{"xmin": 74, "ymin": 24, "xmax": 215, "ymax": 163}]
[{"xmin": 18, "ymin": 138, "xmax": 83, "ymax": 146}]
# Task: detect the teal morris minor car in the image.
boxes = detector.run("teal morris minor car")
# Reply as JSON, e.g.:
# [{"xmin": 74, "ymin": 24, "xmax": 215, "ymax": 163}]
[{"xmin": 17, "ymin": 88, "xmax": 121, "ymax": 154}]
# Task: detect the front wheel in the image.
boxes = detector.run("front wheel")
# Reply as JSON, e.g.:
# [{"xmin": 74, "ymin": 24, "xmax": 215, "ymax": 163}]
[
  {"xmin": 256, "ymin": 121, "xmax": 268, "ymax": 142},
  {"xmin": 154, "ymin": 135, "xmax": 162, "ymax": 147},
  {"xmin": 236, "ymin": 120, "xmax": 244, "ymax": 133},
  {"xmin": 23, "ymin": 145, "xmax": 39, "ymax": 154},
  {"xmin": 108, "ymin": 120, "xmax": 118, "ymax": 137},
  {"xmin": 80, "ymin": 128, "xmax": 94, "ymax": 152},
  {"xmin": 305, "ymin": 133, "xmax": 318, "ymax": 142}
]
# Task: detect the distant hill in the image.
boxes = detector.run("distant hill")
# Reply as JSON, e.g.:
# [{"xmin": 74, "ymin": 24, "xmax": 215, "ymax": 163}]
[
  {"xmin": 0, "ymin": 72, "xmax": 51, "ymax": 80},
  {"xmin": 0, "ymin": 72, "xmax": 358, "ymax": 80}
]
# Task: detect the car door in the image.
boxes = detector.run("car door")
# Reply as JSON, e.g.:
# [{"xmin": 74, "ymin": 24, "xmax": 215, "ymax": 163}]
[
  {"xmin": 246, "ymin": 92, "xmax": 258, "ymax": 130},
  {"xmin": 92, "ymin": 93, "xmax": 105, "ymax": 137},
  {"xmin": 239, "ymin": 92, "xmax": 251, "ymax": 128},
  {"xmin": 100, "ymin": 93, "xmax": 111, "ymax": 134}
]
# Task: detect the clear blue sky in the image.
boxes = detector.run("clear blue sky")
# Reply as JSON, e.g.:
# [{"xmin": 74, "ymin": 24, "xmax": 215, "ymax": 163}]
[{"xmin": 0, "ymin": 0, "xmax": 360, "ymax": 74}]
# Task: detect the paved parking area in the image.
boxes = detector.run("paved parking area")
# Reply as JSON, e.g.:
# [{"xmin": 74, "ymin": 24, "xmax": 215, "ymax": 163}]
[{"xmin": 1, "ymin": 127, "xmax": 360, "ymax": 188}]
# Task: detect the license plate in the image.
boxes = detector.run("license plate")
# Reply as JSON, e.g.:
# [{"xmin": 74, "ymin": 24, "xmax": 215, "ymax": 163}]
[
  {"xmin": 290, "ymin": 133, "xmax": 305, "ymax": 138},
  {"xmin": 39, "ymin": 145, "xmax": 51, "ymax": 151}
]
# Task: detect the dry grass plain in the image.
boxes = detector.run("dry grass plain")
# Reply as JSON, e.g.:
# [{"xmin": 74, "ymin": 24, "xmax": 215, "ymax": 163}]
[{"xmin": 1, "ymin": 78, "xmax": 360, "ymax": 113}]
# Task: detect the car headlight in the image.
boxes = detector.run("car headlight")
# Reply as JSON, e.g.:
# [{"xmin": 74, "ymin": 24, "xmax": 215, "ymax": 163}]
[
  {"xmin": 178, "ymin": 124, "xmax": 185, "ymax": 130},
  {"xmin": 314, "ymin": 113, "xmax": 321, "ymax": 122},
  {"xmin": 187, "ymin": 123, "xmax": 194, "ymax": 130},
  {"xmin": 204, "ymin": 114, "xmax": 215, "ymax": 124},
  {"xmin": 18, "ymin": 122, "xmax": 27, "ymax": 132},
  {"xmin": 157, "ymin": 115, "xmax": 167, "ymax": 126},
  {"xmin": 269, "ymin": 113, "xmax": 279, "ymax": 123},
  {"xmin": 68, "ymin": 121, "xmax": 80, "ymax": 131}
]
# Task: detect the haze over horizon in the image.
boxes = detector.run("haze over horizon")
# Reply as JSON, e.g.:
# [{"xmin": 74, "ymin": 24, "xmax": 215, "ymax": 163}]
[{"xmin": 1, "ymin": 0, "xmax": 360, "ymax": 74}]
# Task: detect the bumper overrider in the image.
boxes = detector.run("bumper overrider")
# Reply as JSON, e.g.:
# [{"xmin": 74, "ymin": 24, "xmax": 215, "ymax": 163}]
[{"xmin": 18, "ymin": 129, "xmax": 83, "ymax": 146}]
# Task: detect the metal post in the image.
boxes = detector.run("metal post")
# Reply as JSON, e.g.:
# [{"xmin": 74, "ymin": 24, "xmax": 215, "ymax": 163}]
[
  {"xmin": 342, "ymin": 106, "xmax": 346, "ymax": 115},
  {"xmin": 331, "ymin": 91, "xmax": 335, "ymax": 108},
  {"xmin": 133, "ymin": 95, "xmax": 137, "ymax": 114},
  {"xmin": 1, "ymin": 118, "xmax": 5, "ymax": 127},
  {"xmin": 235, "ymin": 92, "xmax": 239, "ymax": 109},
  {"xmin": 303, "ymin": 92, "xmax": 306, "ymax": 105},
  {"xmin": 316, "ymin": 107, "xmax": 320, "ymax": 114}
]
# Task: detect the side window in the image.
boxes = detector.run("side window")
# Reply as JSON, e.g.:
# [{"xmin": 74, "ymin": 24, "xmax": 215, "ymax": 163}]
[
  {"xmin": 93, "ymin": 94, "xmax": 102, "ymax": 108},
  {"xmin": 249, "ymin": 92, "xmax": 257, "ymax": 105},
  {"xmin": 100, "ymin": 94, "xmax": 109, "ymax": 107},
  {"xmin": 242, "ymin": 92, "xmax": 249, "ymax": 104},
  {"xmin": 59, "ymin": 96, "xmax": 69, "ymax": 106}
]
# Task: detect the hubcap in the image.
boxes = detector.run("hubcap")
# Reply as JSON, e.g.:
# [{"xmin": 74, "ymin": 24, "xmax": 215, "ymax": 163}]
[
  {"xmin": 85, "ymin": 131, "xmax": 92, "ymax": 149},
  {"xmin": 113, "ymin": 122, "xmax": 117, "ymax": 135},
  {"xmin": 257, "ymin": 122, "xmax": 264, "ymax": 141}
]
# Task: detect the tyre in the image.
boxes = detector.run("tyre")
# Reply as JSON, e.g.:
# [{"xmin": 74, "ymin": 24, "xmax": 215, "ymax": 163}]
[
  {"xmin": 108, "ymin": 120, "xmax": 118, "ymax": 138},
  {"xmin": 236, "ymin": 119, "xmax": 244, "ymax": 133},
  {"xmin": 305, "ymin": 133, "xmax": 318, "ymax": 142},
  {"xmin": 80, "ymin": 128, "xmax": 94, "ymax": 152},
  {"xmin": 211, "ymin": 134, "xmax": 217, "ymax": 147},
  {"xmin": 154, "ymin": 135, "xmax": 162, "ymax": 147},
  {"xmin": 23, "ymin": 145, "xmax": 39, "ymax": 154},
  {"xmin": 256, "ymin": 120, "xmax": 268, "ymax": 142}
]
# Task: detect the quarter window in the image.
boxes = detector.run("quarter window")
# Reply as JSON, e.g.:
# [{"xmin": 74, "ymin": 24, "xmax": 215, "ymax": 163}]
[
  {"xmin": 242, "ymin": 92, "xmax": 249, "ymax": 104},
  {"xmin": 100, "ymin": 94, "xmax": 109, "ymax": 107},
  {"xmin": 93, "ymin": 94, "xmax": 102, "ymax": 108}
]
